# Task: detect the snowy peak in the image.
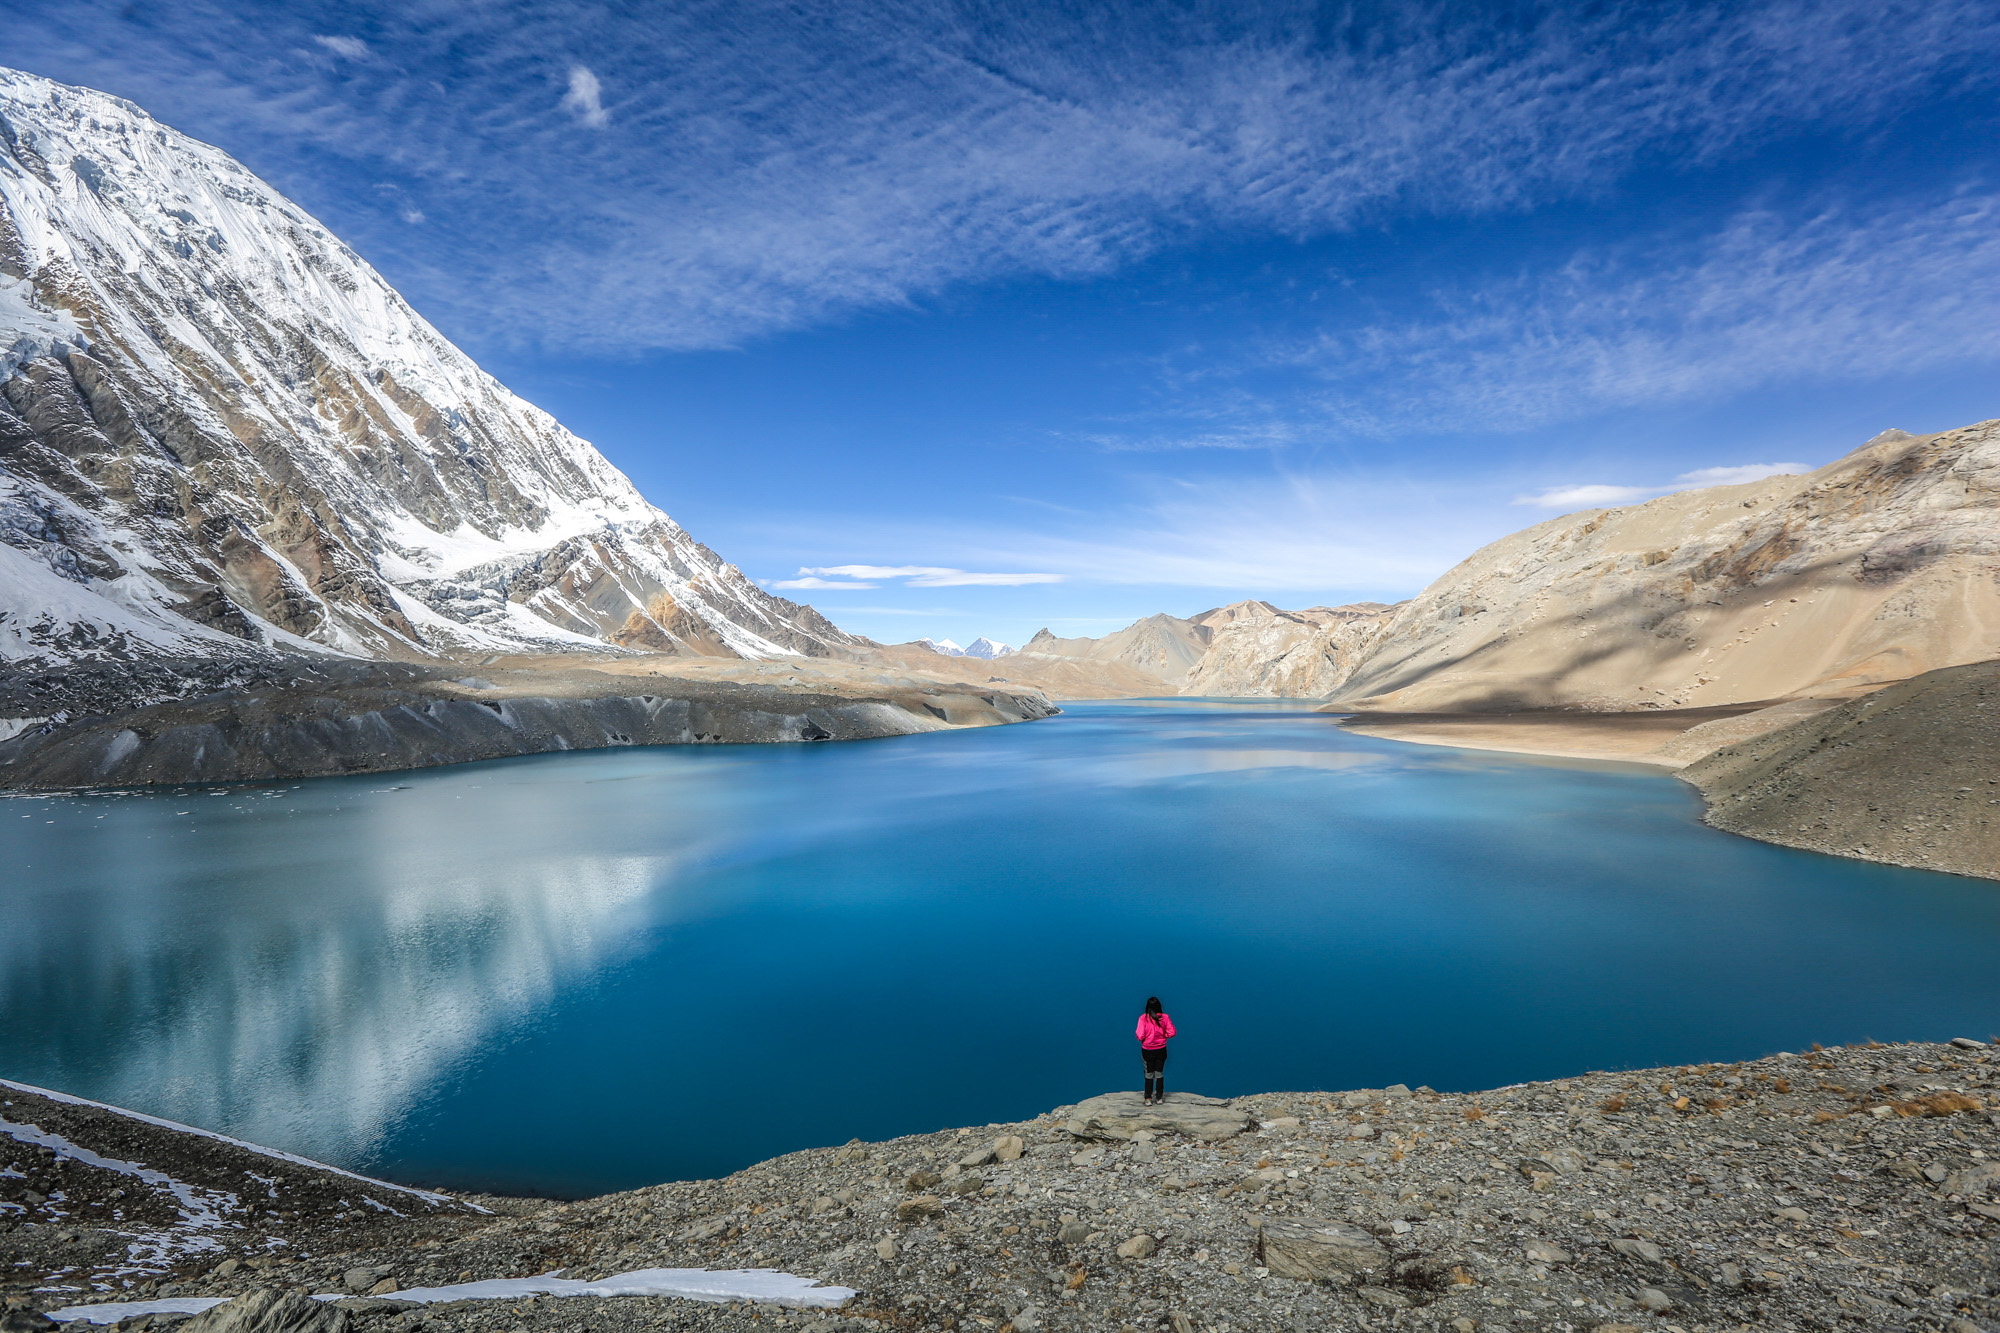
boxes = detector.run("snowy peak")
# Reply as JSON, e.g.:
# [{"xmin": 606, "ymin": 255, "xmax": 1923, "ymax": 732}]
[
  {"xmin": 0, "ymin": 67, "xmax": 859, "ymax": 667},
  {"xmin": 911, "ymin": 636, "xmax": 1013, "ymax": 659}
]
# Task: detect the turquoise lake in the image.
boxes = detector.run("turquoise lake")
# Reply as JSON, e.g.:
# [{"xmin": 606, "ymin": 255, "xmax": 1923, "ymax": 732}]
[{"xmin": 3, "ymin": 700, "xmax": 1997, "ymax": 1198}]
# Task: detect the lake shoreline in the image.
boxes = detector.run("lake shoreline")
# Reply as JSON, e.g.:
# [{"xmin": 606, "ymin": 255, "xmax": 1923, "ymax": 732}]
[{"xmin": 7, "ymin": 1039, "xmax": 1997, "ymax": 1333}]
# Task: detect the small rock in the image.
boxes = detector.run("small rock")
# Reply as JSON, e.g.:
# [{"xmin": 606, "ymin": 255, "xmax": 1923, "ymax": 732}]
[
  {"xmin": 1608, "ymin": 1238, "xmax": 1664, "ymax": 1263},
  {"xmin": 1774, "ymin": 1207, "xmax": 1809, "ymax": 1223},
  {"xmin": 1523, "ymin": 1243, "xmax": 1571, "ymax": 1264},
  {"xmin": 992, "ymin": 1135, "xmax": 1025, "ymax": 1162},
  {"xmin": 1169, "ymin": 1316, "xmax": 1194, "ymax": 1333},
  {"xmin": 1009, "ymin": 1306, "xmax": 1039, "ymax": 1332},
  {"xmin": 958, "ymin": 1147, "xmax": 996, "ymax": 1168},
  {"xmin": 1130, "ymin": 1141, "xmax": 1157, "ymax": 1164},
  {"xmin": 1260, "ymin": 1117, "xmax": 1301, "ymax": 1132},
  {"xmin": 365, "ymin": 1280, "xmax": 398, "ymax": 1297},
  {"xmin": 1115, "ymin": 1234, "xmax": 1157, "ymax": 1260},
  {"xmin": 895, "ymin": 1196, "xmax": 943, "ymax": 1223},
  {"xmin": 1057, "ymin": 1221, "xmax": 1093, "ymax": 1246},
  {"xmin": 1924, "ymin": 1163, "xmax": 1950, "ymax": 1183},
  {"xmin": 1221, "ymin": 1262, "xmax": 1241, "ymax": 1276},
  {"xmin": 1356, "ymin": 1287, "xmax": 1411, "ymax": 1309},
  {"xmin": 211, "ymin": 1260, "xmax": 240, "ymax": 1279},
  {"xmin": 943, "ymin": 1174, "xmax": 983, "ymax": 1196},
  {"xmin": 873, "ymin": 1238, "xmax": 896, "ymax": 1261},
  {"xmin": 1341, "ymin": 1091, "xmax": 1380, "ymax": 1108},
  {"xmin": 1948, "ymin": 1037, "xmax": 1989, "ymax": 1050},
  {"xmin": 1718, "ymin": 1262, "xmax": 1744, "ymax": 1288},
  {"xmin": 904, "ymin": 1169, "xmax": 941, "ymax": 1192},
  {"xmin": 1070, "ymin": 1147, "xmax": 1105, "ymax": 1168},
  {"xmin": 1635, "ymin": 1287, "xmax": 1671, "ymax": 1313},
  {"xmin": 1382, "ymin": 1084, "xmax": 1413, "ymax": 1100}
]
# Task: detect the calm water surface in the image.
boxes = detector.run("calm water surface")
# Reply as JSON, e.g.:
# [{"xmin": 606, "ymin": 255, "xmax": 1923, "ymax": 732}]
[{"xmin": 4, "ymin": 700, "xmax": 1997, "ymax": 1196}]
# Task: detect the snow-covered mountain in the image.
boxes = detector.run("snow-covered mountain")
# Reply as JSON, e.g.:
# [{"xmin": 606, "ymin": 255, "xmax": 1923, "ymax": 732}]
[
  {"xmin": 961, "ymin": 637, "xmax": 1012, "ymax": 659},
  {"xmin": 0, "ymin": 68, "xmax": 860, "ymax": 669},
  {"xmin": 915, "ymin": 637, "xmax": 966, "ymax": 656}
]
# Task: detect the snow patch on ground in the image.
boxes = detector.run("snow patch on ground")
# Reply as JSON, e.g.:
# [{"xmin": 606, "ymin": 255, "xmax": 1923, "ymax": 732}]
[{"xmin": 44, "ymin": 1268, "xmax": 857, "ymax": 1322}]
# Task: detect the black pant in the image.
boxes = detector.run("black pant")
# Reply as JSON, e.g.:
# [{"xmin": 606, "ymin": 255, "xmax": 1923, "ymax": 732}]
[{"xmin": 1142, "ymin": 1046, "xmax": 1167, "ymax": 1075}]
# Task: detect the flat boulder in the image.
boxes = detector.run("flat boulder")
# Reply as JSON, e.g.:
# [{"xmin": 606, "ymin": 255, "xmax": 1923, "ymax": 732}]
[
  {"xmin": 1061, "ymin": 1092, "xmax": 1254, "ymax": 1142},
  {"xmin": 176, "ymin": 1292, "xmax": 347, "ymax": 1333},
  {"xmin": 1256, "ymin": 1218, "xmax": 1389, "ymax": 1281}
]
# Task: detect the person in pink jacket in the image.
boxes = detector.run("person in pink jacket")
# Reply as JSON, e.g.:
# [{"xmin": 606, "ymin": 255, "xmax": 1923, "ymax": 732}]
[{"xmin": 1137, "ymin": 996, "xmax": 1176, "ymax": 1104}]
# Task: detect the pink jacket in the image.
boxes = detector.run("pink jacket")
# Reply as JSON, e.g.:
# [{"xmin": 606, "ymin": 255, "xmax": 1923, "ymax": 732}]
[{"xmin": 1136, "ymin": 1012, "xmax": 1176, "ymax": 1049}]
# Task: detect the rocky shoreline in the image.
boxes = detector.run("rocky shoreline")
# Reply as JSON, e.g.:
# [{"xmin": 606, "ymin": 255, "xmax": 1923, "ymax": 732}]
[
  {"xmin": 0, "ymin": 656, "xmax": 1058, "ymax": 790},
  {"xmin": 7, "ymin": 1040, "xmax": 1998, "ymax": 1333}
]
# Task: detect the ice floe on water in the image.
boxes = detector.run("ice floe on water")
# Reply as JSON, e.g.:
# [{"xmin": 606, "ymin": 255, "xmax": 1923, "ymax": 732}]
[{"xmin": 45, "ymin": 1268, "xmax": 858, "ymax": 1322}]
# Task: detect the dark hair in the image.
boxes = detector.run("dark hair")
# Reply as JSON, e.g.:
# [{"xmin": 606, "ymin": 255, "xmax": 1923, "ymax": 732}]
[{"xmin": 1145, "ymin": 996, "xmax": 1163, "ymax": 1016}]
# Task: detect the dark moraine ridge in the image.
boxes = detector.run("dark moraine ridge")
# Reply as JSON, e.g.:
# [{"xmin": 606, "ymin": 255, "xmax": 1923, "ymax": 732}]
[
  {"xmin": 1682, "ymin": 659, "xmax": 2000, "ymax": 883},
  {"xmin": 5, "ymin": 1040, "xmax": 1997, "ymax": 1333},
  {"xmin": 0, "ymin": 657, "xmax": 1057, "ymax": 789}
]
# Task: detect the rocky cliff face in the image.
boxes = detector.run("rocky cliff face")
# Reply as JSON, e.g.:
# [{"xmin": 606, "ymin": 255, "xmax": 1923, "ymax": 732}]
[
  {"xmin": 1179, "ymin": 601, "xmax": 1400, "ymax": 697},
  {"xmin": 1326, "ymin": 420, "xmax": 2000, "ymax": 712},
  {"xmin": 0, "ymin": 67, "xmax": 860, "ymax": 675}
]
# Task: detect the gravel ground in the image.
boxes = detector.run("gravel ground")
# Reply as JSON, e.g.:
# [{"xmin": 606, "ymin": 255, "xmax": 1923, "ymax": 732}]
[
  {"xmin": 1683, "ymin": 660, "xmax": 2000, "ymax": 882},
  {"xmin": 6, "ymin": 1040, "xmax": 1998, "ymax": 1333}
]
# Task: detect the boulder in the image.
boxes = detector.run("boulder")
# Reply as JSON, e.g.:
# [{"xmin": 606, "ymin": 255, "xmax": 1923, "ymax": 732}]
[
  {"xmin": 1061, "ymin": 1092, "xmax": 1254, "ymax": 1142},
  {"xmin": 1257, "ymin": 1218, "xmax": 1389, "ymax": 1281},
  {"xmin": 1116, "ymin": 1234, "xmax": 1157, "ymax": 1260},
  {"xmin": 1942, "ymin": 1162, "xmax": 2000, "ymax": 1196},
  {"xmin": 176, "ymin": 1292, "xmax": 348, "ymax": 1333},
  {"xmin": 992, "ymin": 1135, "xmax": 1025, "ymax": 1162},
  {"xmin": 895, "ymin": 1195, "xmax": 944, "ymax": 1223}
]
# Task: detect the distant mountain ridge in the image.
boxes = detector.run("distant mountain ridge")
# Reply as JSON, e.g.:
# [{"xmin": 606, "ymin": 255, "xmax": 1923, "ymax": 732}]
[
  {"xmin": 0, "ymin": 67, "xmax": 859, "ymax": 671},
  {"xmin": 998, "ymin": 419, "xmax": 2000, "ymax": 709}
]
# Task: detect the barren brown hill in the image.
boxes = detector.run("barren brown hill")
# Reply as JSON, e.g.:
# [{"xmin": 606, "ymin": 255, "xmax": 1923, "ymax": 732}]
[{"xmin": 1323, "ymin": 419, "xmax": 2000, "ymax": 713}]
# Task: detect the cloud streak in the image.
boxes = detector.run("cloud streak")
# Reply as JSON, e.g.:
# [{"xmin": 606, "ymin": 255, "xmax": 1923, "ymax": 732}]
[
  {"xmin": 793, "ymin": 565, "xmax": 1063, "ymax": 588},
  {"xmin": 1512, "ymin": 462, "xmax": 1809, "ymax": 509}
]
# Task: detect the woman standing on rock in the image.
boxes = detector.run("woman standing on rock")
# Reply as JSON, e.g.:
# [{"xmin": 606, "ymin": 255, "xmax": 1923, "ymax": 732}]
[{"xmin": 1138, "ymin": 996, "xmax": 1175, "ymax": 1104}]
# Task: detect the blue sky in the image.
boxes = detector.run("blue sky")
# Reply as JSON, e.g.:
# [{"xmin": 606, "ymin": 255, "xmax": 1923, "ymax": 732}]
[{"xmin": 12, "ymin": 0, "xmax": 1999, "ymax": 648}]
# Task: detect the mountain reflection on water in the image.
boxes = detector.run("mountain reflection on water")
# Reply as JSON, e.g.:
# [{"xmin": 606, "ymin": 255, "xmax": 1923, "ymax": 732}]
[{"xmin": 3, "ymin": 701, "xmax": 1997, "ymax": 1198}]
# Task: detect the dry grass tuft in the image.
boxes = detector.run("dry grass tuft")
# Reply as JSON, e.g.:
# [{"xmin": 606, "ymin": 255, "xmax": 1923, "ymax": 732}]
[
  {"xmin": 1812, "ymin": 1109, "xmax": 1840, "ymax": 1123},
  {"xmin": 1774, "ymin": 1078, "xmax": 1791, "ymax": 1094},
  {"xmin": 1599, "ymin": 1094, "xmax": 1629, "ymax": 1113},
  {"xmin": 1462, "ymin": 1106, "xmax": 1486, "ymax": 1122},
  {"xmin": 1892, "ymin": 1092, "xmax": 1982, "ymax": 1117}
]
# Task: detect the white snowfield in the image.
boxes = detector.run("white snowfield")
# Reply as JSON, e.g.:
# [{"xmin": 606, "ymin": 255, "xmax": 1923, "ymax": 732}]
[
  {"xmin": 45, "ymin": 1267, "xmax": 858, "ymax": 1322},
  {"xmin": 0, "ymin": 67, "xmax": 854, "ymax": 667}
]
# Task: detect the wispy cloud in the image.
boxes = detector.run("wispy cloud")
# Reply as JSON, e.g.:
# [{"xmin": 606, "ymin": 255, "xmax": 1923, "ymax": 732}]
[
  {"xmin": 1278, "ymin": 189, "xmax": 2000, "ymax": 435},
  {"xmin": 769, "ymin": 576, "xmax": 876, "ymax": 590},
  {"xmin": 796, "ymin": 565, "xmax": 1063, "ymax": 588},
  {"xmin": 559, "ymin": 64, "xmax": 607, "ymax": 129},
  {"xmin": 1513, "ymin": 462, "xmax": 1811, "ymax": 509},
  {"xmin": 311, "ymin": 35, "xmax": 369, "ymax": 60},
  {"xmin": 19, "ymin": 0, "xmax": 1993, "ymax": 353}
]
